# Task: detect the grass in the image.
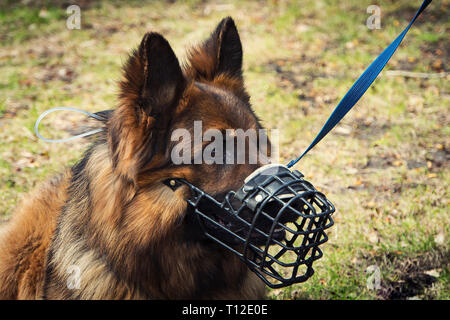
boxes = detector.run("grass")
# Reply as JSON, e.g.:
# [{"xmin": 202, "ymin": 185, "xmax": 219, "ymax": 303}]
[{"xmin": 0, "ymin": 0, "xmax": 448, "ymax": 299}]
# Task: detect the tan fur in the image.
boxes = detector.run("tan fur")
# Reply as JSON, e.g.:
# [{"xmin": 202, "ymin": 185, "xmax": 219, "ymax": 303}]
[{"xmin": 0, "ymin": 172, "xmax": 70, "ymax": 299}]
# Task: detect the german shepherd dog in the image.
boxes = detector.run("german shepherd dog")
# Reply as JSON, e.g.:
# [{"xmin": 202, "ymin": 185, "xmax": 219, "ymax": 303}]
[{"xmin": 0, "ymin": 17, "xmax": 270, "ymax": 299}]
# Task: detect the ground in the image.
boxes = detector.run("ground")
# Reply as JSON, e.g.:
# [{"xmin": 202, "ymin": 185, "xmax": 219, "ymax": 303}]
[{"xmin": 0, "ymin": 0, "xmax": 448, "ymax": 299}]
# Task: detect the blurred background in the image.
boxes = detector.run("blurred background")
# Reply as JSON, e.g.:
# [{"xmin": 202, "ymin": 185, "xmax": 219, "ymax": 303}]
[{"xmin": 0, "ymin": 0, "xmax": 448, "ymax": 299}]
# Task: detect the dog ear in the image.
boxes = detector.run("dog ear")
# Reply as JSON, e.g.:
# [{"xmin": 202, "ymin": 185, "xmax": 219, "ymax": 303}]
[
  {"xmin": 187, "ymin": 17, "xmax": 243, "ymax": 80},
  {"xmin": 119, "ymin": 32, "xmax": 186, "ymax": 116},
  {"xmin": 138, "ymin": 33, "xmax": 186, "ymax": 116},
  {"xmin": 108, "ymin": 33, "xmax": 185, "ymax": 183}
]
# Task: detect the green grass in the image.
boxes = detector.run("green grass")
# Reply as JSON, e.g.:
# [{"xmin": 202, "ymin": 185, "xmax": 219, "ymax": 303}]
[{"xmin": 0, "ymin": 0, "xmax": 448, "ymax": 299}]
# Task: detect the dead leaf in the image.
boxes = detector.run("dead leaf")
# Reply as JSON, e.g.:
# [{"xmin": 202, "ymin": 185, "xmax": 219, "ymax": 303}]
[
  {"xmin": 393, "ymin": 160, "xmax": 404, "ymax": 167},
  {"xmin": 432, "ymin": 59, "xmax": 443, "ymax": 71},
  {"xmin": 368, "ymin": 231, "xmax": 379, "ymax": 244},
  {"xmin": 434, "ymin": 233, "xmax": 445, "ymax": 245},
  {"xmin": 424, "ymin": 269, "xmax": 440, "ymax": 278},
  {"xmin": 366, "ymin": 201, "xmax": 377, "ymax": 209}
]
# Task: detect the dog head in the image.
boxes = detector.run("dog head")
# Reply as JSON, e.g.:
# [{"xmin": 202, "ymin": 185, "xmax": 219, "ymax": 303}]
[{"xmin": 106, "ymin": 17, "xmax": 274, "ymax": 245}]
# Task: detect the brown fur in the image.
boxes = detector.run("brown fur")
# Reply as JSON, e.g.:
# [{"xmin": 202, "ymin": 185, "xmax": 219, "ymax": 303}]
[{"xmin": 0, "ymin": 17, "xmax": 267, "ymax": 299}]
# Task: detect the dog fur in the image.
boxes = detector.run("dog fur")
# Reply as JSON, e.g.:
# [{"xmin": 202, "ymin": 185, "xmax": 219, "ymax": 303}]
[{"xmin": 0, "ymin": 17, "xmax": 268, "ymax": 299}]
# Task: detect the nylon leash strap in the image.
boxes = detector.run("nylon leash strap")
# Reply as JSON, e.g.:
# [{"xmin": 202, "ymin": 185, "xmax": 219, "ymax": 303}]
[{"xmin": 287, "ymin": 0, "xmax": 432, "ymax": 168}]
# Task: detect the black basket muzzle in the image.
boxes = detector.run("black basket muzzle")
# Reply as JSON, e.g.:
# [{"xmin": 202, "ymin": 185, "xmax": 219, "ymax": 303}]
[{"xmin": 173, "ymin": 164, "xmax": 335, "ymax": 288}]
